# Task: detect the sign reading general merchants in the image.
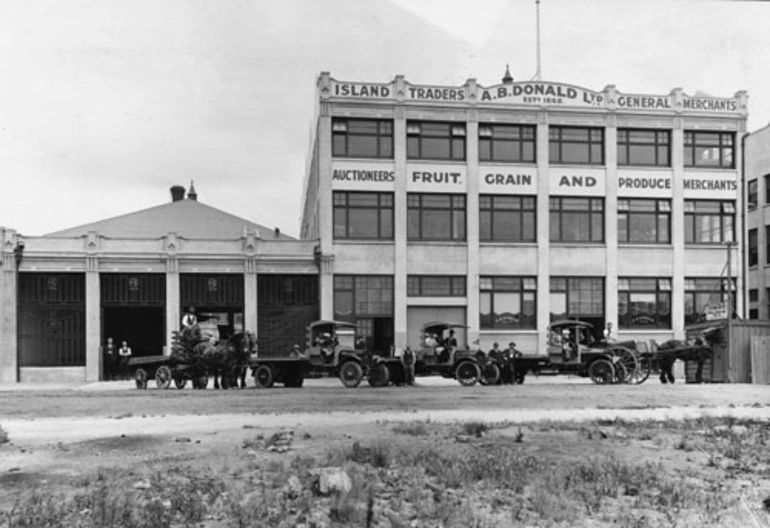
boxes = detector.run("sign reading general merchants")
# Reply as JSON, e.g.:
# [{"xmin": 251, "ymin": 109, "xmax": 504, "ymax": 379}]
[
  {"xmin": 617, "ymin": 169, "xmax": 674, "ymax": 198},
  {"xmin": 479, "ymin": 167, "xmax": 538, "ymax": 194},
  {"xmin": 683, "ymin": 171, "xmax": 738, "ymax": 199},
  {"xmin": 331, "ymin": 161, "xmax": 395, "ymax": 191},
  {"xmin": 406, "ymin": 164, "xmax": 467, "ymax": 192},
  {"xmin": 549, "ymin": 168, "xmax": 606, "ymax": 196}
]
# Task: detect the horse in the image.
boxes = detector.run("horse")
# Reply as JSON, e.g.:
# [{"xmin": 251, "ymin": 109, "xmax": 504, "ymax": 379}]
[
  {"xmin": 657, "ymin": 339, "xmax": 712, "ymax": 384},
  {"xmin": 194, "ymin": 331, "xmax": 257, "ymax": 389}
]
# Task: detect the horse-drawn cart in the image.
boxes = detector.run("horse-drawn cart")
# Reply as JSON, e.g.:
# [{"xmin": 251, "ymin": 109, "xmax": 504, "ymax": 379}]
[{"xmin": 128, "ymin": 354, "xmax": 209, "ymax": 390}]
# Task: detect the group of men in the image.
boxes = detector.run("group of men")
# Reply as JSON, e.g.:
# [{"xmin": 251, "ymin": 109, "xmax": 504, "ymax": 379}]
[
  {"xmin": 487, "ymin": 341, "xmax": 521, "ymax": 384},
  {"xmin": 102, "ymin": 337, "xmax": 133, "ymax": 381}
]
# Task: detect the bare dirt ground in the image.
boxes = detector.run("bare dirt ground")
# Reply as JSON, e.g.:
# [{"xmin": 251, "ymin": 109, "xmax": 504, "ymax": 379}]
[{"xmin": 1, "ymin": 378, "xmax": 770, "ymax": 527}]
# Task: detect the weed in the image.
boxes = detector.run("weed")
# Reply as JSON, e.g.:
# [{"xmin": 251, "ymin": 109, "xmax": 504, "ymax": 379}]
[
  {"xmin": 392, "ymin": 422, "xmax": 429, "ymax": 436},
  {"xmin": 461, "ymin": 421, "xmax": 489, "ymax": 437},
  {"xmin": 0, "ymin": 425, "xmax": 8, "ymax": 445},
  {"xmin": 514, "ymin": 428, "xmax": 524, "ymax": 443}
]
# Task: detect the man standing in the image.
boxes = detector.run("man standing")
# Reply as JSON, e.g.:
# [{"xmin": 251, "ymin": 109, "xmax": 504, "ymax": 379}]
[
  {"xmin": 103, "ymin": 337, "xmax": 116, "ymax": 381},
  {"xmin": 118, "ymin": 340, "xmax": 132, "ymax": 380},
  {"xmin": 403, "ymin": 346, "xmax": 415, "ymax": 386},
  {"xmin": 182, "ymin": 306, "xmax": 198, "ymax": 328}
]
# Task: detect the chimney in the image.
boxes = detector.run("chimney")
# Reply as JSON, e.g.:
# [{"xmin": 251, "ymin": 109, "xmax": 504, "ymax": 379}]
[
  {"xmin": 502, "ymin": 64, "xmax": 514, "ymax": 85},
  {"xmin": 170, "ymin": 185, "xmax": 186, "ymax": 202},
  {"xmin": 274, "ymin": 227, "xmax": 281, "ymax": 238},
  {"xmin": 187, "ymin": 180, "xmax": 197, "ymax": 201}
]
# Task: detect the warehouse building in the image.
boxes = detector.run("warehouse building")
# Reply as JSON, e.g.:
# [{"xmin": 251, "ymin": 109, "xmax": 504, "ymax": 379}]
[
  {"xmin": 745, "ymin": 125, "xmax": 770, "ymax": 319},
  {"xmin": 301, "ymin": 71, "xmax": 748, "ymax": 355},
  {"xmin": 0, "ymin": 185, "xmax": 319, "ymax": 383}
]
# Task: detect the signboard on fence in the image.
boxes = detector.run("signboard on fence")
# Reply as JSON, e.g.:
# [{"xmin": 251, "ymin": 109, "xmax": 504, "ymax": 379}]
[{"xmin": 704, "ymin": 303, "xmax": 729, "ymax": 321}]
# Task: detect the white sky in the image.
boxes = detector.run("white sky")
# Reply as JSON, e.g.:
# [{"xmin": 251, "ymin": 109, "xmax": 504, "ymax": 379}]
[{"xmin": 1, "ymin": 0, "xmax": 769, "ymax": 237}]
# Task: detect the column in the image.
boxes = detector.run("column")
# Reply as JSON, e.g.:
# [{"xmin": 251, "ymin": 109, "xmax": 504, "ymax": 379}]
[
  {"xmin": 535, "ymin": 112, "xmax": 551, "ymax": 354},
  {"xmin": 166, "ymin": 259, "xmax": 180, "ymax": 354},
  {"xmin": 465, "ymin": 106, "xmax": 480, "ymax": 347},
  {"xmin": 604, "ymin": 110, "xmax": 619, "ymax": 330},
  {"xmin": 85, "ymin": 256, "xmax": 100, "ymax": 381},
  {"xmin": 0, "ymin": 229, "xmax": 18, "ymax": 382},
  {"xmin": 671, "ymin": 93, "xmax": 686, "ymax": 340},
  {"xmin": 393, "ymin": 95, "xmax": 408, "ymax": 348},
  {"xmin": 317, "ymin": 99, "xmax": 335, "ymax": 320},
  {"xmin": 244, "ymin": 260, "xmax": 258, "ymax": 335}
]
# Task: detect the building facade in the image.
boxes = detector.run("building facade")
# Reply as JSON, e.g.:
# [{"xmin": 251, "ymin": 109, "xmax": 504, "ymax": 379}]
[
  {"xmin": 0, "ymin": 186, "xmax": 319, "ymax": 383},
  {"xmin": 745, "ymin": 125, "xmax": 770, "ymax": 319},
  {"xmin": 301, "ymin": 72, "xmax": 748, "ymax": 355}
]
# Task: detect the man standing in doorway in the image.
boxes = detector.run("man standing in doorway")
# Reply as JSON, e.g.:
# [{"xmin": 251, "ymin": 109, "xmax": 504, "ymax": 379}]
[
  {"xmin": 103, "ymin": 337, "xmax": 116, "ymax": 381},
  {"xmin": 118, "ymin": 341, "xmax": 132, "ymax": 380},
  {"xmin": 182, "ymin": 306, "xmax": 198, "ymax": 328}
]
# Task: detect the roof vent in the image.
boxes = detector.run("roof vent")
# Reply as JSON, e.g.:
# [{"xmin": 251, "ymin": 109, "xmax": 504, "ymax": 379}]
[
  {"xmin": 170, "ymin": 185, "xmax": 186, "ymax": 202},
  {"xmin": 274, "ymin": 227, "xmax": 281, "ymax": 238},
  {"xmin": 502, "ymin": 64, "xmax": 514, "ymax": 84},
  {"xmin": 187, "ymin": 180, "xmax": 197, "ymax": 201}
]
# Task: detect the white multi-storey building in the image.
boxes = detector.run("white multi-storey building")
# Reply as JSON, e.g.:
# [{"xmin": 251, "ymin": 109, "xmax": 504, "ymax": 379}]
[{"xmin": 301, "ymin": 70, "xmax": 748, "ymax": 355}]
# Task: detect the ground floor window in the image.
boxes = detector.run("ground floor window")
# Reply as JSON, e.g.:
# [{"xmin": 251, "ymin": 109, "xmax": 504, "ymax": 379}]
[
  {"xmin": 618, "ymin": 278, "xmax": 671, "ymax": 329},
  {"xmin": 684, "ymin": 278, "xmax": 736, "ymax": 324},
  {"xmin": 334, "ymin": 275, "xmax": 394, "ymax": 354},
  {"xmin": 480, "ymin": 277, "xmax": 536, "ymax": 329},
  {"xmin": 550, "ymin": 277, "xmax": 604, "ymax": 336}
]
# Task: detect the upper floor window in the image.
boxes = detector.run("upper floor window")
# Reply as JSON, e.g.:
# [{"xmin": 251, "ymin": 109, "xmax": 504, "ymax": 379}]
[
  {"xmin": 550, "ymin": 197, "xmax": 604, "ymax": 243},
  {"xmin": 685, "ymin": 277, "xmax": 735, "ymax": 325},
  {"xmin": 332, "ymin": 118, "xmax": 393, "ymax": 159},
  {"xmin": 617, "ymin": 129, "xmax": 670, "ymax": 167},
  {"xmin": 333, "ymin": 192, "xmax": 393, "ymax": 240},
  {"xmin": 407, "ymin": 121, "xmax": 466, "ymax": 161},
  {"xmin": 478, "ymin": 124, "xmax": 536, "ymax": 163},
  {"xmin": 684, "ymin": 200, "xmax": 735, "ymax": 244},
  {"xmin": 549, "ymin": 126, "xmax": 604, "ymax": 165},
  {"xmin": 684, "ymin": 131, "xmax": 734, "ymax": 168},
  {"xmin": 749, "ymin": 228, "xmax": 758, "ymax": 267},
  {"xmin": 618, "ymin": 199, "xmax": 671, "ymax": 244},
  {"xmin": 618, "ymin": 278, "xmax": 672, "ymax": 329},
  {"xmin": 480, "ymin": 195, "xmax": 536, "ymax": 242},
  {"xmin": 748, "ymin": 179, "xmax": 758, "ymax": 209},
  {"xmin": 407, "ymin": 275, "xmax": 466, "ymax": 297},
  {"xmin": 765, "ymin": 174, "xmax": 770, "ymax": 203},
  {"xmin": 407, "ymin": 193, "xmax": 466, "ymax": 241}
]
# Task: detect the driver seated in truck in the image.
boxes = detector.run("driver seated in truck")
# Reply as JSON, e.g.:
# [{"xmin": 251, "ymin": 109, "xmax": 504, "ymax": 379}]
[
  {"xmin": 319, "ymin": 332, "xmax": 334, "ymax": 363},
  {"xmin": 561, "ymin": 328, "xmax": 575, "ymax": 361}
]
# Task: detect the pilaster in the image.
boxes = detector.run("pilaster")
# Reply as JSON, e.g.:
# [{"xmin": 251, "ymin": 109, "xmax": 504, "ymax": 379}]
[
  {"xmin": 85, "ymin": 254, "xmax": 100, "ymax": 381},
  {"xmin": 671, "ymin": 91, "xmax": 686, "ymax": 339},
  {"xmin": 318, "ymin": 100, "xmax": 334, "ymax": 320},
  {"xmin": 244, "ymin": 257, "xmax": 258, "ymax": 335},
  {"xmin": 393, "ymin": 103, "xmax": 408, "ymax": 348},
  {"xmin": 0, "ymin": 229, "xmax": 19, "ymax": 382},
  {"xmin": 536, "ymin": 111, "xmax": 550, "ymax": 354},
  {"xmin": 604, "ymin": 108, "xmax": 619, "ymax": 330},
  {"xmin": 465, "ymin": 108, "xmax": 480, "ymax": 348},
  {"xmin": 166, "ymin": 256, "xmax": 180, "ymax": 354}
]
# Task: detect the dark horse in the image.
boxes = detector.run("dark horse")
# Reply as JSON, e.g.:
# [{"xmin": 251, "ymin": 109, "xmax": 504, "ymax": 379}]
[
  {"xmin": 657, "ymin": 339, "xmax": 712, "ymax": 384},
  {"xmin": 194, "ymin": 331, "xmax": 257, "ymax": 389}
]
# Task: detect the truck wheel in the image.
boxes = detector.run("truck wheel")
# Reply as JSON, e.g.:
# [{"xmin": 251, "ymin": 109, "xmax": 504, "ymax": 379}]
[
  {"xmin": 339, "ymin": 361, "xmax": 363, "ymax": 388},
  {"xmin": 455, "ymin": 361, "xmax": 480, "ymax": 387},
  {"xmin": 588, "ymin": 359, "xmax": 616, "ymax": 385},
  {"xmin": 479, "ymin": 363, "xmax": 500, "ymax": 386},
  {"xmin": 254, "ymin": 365, "xmax": 274, "ymax": 388},
  {"xmin": 134, "ymin": 368, "xmax": 148, "ymax": 390},
  {"xmin": 368, "ymin": 362, "xmax": 390, "ymax": 387}
]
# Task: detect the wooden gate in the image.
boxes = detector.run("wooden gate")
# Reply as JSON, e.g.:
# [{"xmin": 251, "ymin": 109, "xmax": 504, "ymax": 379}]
[
  {"xmin": 17, "ymin": 273, "xmax": 86, "ymax": 367},
  {"xmin": 751, "ymin": 336, "xmax": 770, "ymax": 384}
]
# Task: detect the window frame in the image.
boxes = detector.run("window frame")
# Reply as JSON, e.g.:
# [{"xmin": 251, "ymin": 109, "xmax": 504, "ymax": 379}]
[
  {"xmin": 617, "ymin": 128, "xmax": 671, "ymax": 167},
  {"xmin": 333, "ymin": 191, "xmax": 394, "ymax": 240},
  {"xmin": 683, "ymin": 131, "xmax": 735, "ymax": 169},
  {"xmin": 333, "ymin": 275, "xmax": 394, "ymax": 322},
  {"xmin": 549, "ymin": 277, "xmax": 605, "ymax": 320},
  {"xmin": 683, "ymin": 200, "xmax": 735, "ymax": 244},
  {"xmin": 479, "ymin": 195, "xmax": 536, "ymax": 242},
  {"xmin": 480, "ymin": 276, "xmax": 537, "ymax": 329},
  {"xmin": 407, "ymin": 193, "xmax": 467, "ymax": 241},
  {"xmin": 549, "ymin": 197, "xmax": 605, "ymax": 243},
  {"xmin": 407, "ymin": 275, "xmax": 466, "ymax": 297},
  {"xmin": 406, "ymin": 121, "xmax": 466, "ymax": 161},
  {"xmin": 684, "ymin": 277, "xmax": 736, "ymax": 325},
  {"xmin": 617, "ymin": 199, "xmax": 671, "ymax": 244},
  {"xmin": 478, "ymin": 123, "xmax": 536, "ymax": 163},
  {"xmin": 548, "ymin": 126, "xmax": 605, "ymax": 165},
  {"xmin": 618, "ymin": 277, "xmax": 672, "ymax": 329},
  {"xmin": 749, "ymin": 228, "xmax": 758, "ymax": 267},
  {"xmin": 332, "ymin": 118, "xmax": 394, "ymax": 159},
  {"xmin": 748, "ymin": 179, "xmax": 758, "ymax": 209}
]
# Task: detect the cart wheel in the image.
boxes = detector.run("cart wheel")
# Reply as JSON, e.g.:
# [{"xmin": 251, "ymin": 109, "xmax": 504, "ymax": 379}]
[
  {"xmin": 339, "ymin": 361, "xmax": 363, "ymax": 388},
  {"xmin": 367, "ymin": 362, "xmax": 390, "ymax": 388},
  {"xmin": 455, "ymin": 361, "xmax": 481, "ymax": 387},
  {"xmin": 134, "ymin": 368, "xmax": 148, "ymax": 390},
  {"xmin": 155, "ymin": 366, "xmax": 172, "ymax": 390},
  {"xmin": 174, "ymin": 378, "xmax": 187, "ymax": 390},
  {"xmin": 588, "ymin": 359, "xmax": 616, "ymax": 385},
  {"xmin": 609, "ymin": 346, "xmax": 638, "ymax": 384},
  {"xmin": 629, "ymin": 354, "xmax": 653, "ymax": 384},
  {"xmin": 194, "ymin": 374, "xmax": 208, "ymax": 390},
  {"xmin": 612, "ymin": 361, "xmax": 628, "ymax": 384},
  {"xmin": 254, "ymin": 365, "xmax": 275, "ymax": 388},
  {"xmin": 479, "ymin": 362, "xmax": 501, "ymax": 386}
]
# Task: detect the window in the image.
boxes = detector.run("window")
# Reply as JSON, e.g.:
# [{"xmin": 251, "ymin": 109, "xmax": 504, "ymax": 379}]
[
  {"xmin": 766, "ymin": 226, "xmax": 770, "ymax": 265},
  {"xmin": 684, "ymin": 201, "xmax": 735, "ymax": 244},
  {"xmin": 407, "ymin": 121, "xmax": 465, "ymax": 161},
  {"xmin": 478, "ymin": 124, "xmax": 536, "ymax": 163},
  {"xmin": 550, "ymin": 277, "xmax": 604, "ymax": 321},
  {"xmin": 407, "ymin": 193, "xmax": 466, "ymax": 241},
  {"xmin": 684, "ymin": 131, "xmax": 734, "ymax": 168},
  {"xmin": 749, "ymin": 288, "xmax": 759, "ymax": 320},
  {"xmin": 618, "ymin": 199, "xmax": 671, "ymax": 244},
  {"xmin": 749, "ymin": 229, "xmax": 758, "ymax": 267},
  {"xmin": 549, "ymin": 126, "xmax": 604, "ymax": 165},
  {"xmin": 480, "ymin": 195, "xmax": 536, "ymax": 242},
  {"xmin": 619, "ymin": 278, "xmax": 672, "ymax": 329},
  {"xmin": 480, "ymin": 277, "xmax": 536, "ymax": 329},
  {"xmin": 333, "ymin": 192, "xmax": 393, "ymax": 240},
  {"xmin": 765, "ymin": 174, "xmax": 770, "ymax": 204},
  {"xmin": 550, "ymin": 197, "xmax": 604, "ymax": 243},
  {"xmin": 684, "ymin": 278, "xmax": 736, "ymax": 324},
  {"xmin": 333, "ymin": 275, "xmax": 394, "ymax": 322},
  {"xmin": 748, "ymin": 179, "xmax": 758, "ymax": 209},
  {"xmin": 332, "ymin": 118, "xmax": 393, "ymax": 158},
  {"xmin": 617, "ymin": 129, "xmax": 670, "ymax": 167},
  {"xmin": 407, "ymin": 276, "xmax": 466, "ymax": 297},
  {"xmin": 750, "ymin": 289, "xmax": 759, "ymax": 302}
]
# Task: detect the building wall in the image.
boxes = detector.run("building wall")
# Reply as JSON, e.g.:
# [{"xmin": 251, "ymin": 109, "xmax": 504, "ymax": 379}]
[
  {"xmin": 745, "ymin": 125, "xmax": 770, "ymax": 319},
  {"xmin": 305, "ymin": 73, "xmax": 747, "ymax": 354}
]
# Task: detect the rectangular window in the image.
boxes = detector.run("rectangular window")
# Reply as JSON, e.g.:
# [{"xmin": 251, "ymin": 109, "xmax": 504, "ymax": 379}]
[
  {"xmin": 480, "ymin": 277, "xmax": 536, "ymax": 329},
  {"xmin": 618, "ymin": 278, "xmax": 672, "ymax": 329},
  {"xmin": 684, "ymin": 277, "xmax": 736, "ymax": 324},
  {"xmin": 407, "ymin": 193, "xmax": 466, "ymax": 241},
  {"xmin": 333, "ymin": 192, "xmax": 393, "ymax": 240},
  {"xmin": 478, "ymin": 124, "xmax": 536, "ymax": 163},
  {"xmin": 407, "ymin": 276, "xmax": 466, "ymax": 297},
  {"xmin": 684, "ymin": 200, "xmax": 735, "ymax": 244},
  {"xmin": 549, "ymin": 126, "xmax": 604, "ymax": 165},
  {"xmin": 333, "ymin": 275, "xmax": 394, "ymax": 322},
  {"xmin": 549, "ymin": 277, "xmax": 604, "ymax": 320},
  {"xmin": 617, "ymin": 199, "xmax": 671, "ymax": 244},
  {"xmin": 749, "ymin": 289, "xmax": 759, "ymax": 302},
  {"xmin": 617, "ymin": 129, "xmax": 670, "ymax": 167},
  {"xmin": 332, "ymin": 118, "xmax": 393, "ymax": 159},
  {"xmin": 684, "ymin": 131, "xmax": 735, "ymax": 168},
  {"xmin": 479, "ymin": 195, "xmax": 536, "ymax": 242},
  {"xmin": 550, "ymin": 197, "xmax": 604, "ymax": 243},
  {"xmin": 765, "ymin": 174, "xmax": 770, "ymax": 204},
  {"xmin": 407, "ymin": 121, "xmax": 466, "ymax": 161},
  {"xmin": 748, "ymin": 179, "xmax": 758, "ymax": 209},
  {"xmin": 749, "ymin": 228, "xmax": 758, "ymax": 267},
  {"xmin": 767, "ymin": 226, "xmax": 770, "ymax": 265}
]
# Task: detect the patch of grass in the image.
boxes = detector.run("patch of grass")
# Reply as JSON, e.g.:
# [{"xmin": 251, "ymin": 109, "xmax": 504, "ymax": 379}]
[
  {"xmin": 392, "ymin": 422, "xmax": 429, "ymax": 436},
  {"xmin": 0, "ymin": 425, "xmax": 8, "ymax": 445},
  {"xmin": 461, "ymin": 420, "xmax": 489, "ymax": 437}
]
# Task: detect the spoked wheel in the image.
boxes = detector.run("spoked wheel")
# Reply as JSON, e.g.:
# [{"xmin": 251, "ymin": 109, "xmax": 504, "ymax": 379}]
[
  {"xmin": 609, "ymin": 346, "xmax": 638, "ymax": 384},
  {"xmin": 455, "ymin": 361, "xmax": 481, "ymax": 387},
  {"xmin": 479, "ymin": 362, "xmax": 501, "ymax": 386},
  {"xmin": 367, "ymin": 362, "xmax": 391, "ymax": 388},
  {"xmin": 588, "ymin": 359, "xmax": 616, "ymax": 385},
  {"xmin": 628, "ymin": 353, "xmax": 653, "ymax": 384},
  {"xmin": 254, "ymin": 365, "xmax": 275, "ymax": 388},
  {"xmin": 339, "ymin": 361, "xmax": 364, "ymax": 388},
  {"xmin": 134, "ymin": 368, "xmax": 148, "ymax": 390},
  {"xmin": 174, "ymin": 377, "xmax": 187, "ymax": 390},
  {"xmin": 612, "ymin": 361, "xmax": 628, "ymax": 384},
  {"xmin": 155, "ymin": 366, "xmax": 172, "ymax": 389}
]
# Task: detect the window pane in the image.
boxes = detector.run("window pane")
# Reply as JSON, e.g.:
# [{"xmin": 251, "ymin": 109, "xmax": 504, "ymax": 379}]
[
  {"xmin": 348, "ymin": 209, "xmax": 379, "ymax": 238},
  {"xmin": 422, "ymin": 137, "xmax": 450, "ymax": 159},
  {"xmin": 332, "ymin": 136, "xmax": 346, "ymax": 156},
  {"xmin": 493, "ymin": 211, "xmax": 521, "ymax": 241},
  {"xmin": 480, "ymin": 211, "xmax": 492, "ymax": 240},
  {"xmin": 493, "ymin": 292, "xmax": 521, "ymax": 328},
  {"xmin": 522, "ymin": 212, "xmax": 536, "ymax": 241},
  {"xmin": 628, "ymin": 214, "xmax": 656, "ymax": 242},
  {"xmin": 562, "ymin": 143, "xmax": 590, "ymax": 164},
  {"xmin": 495, "ymin": 141, "xmax": 520, "ymax": 161},
  {"xmin": 334, "ymin": 209, "xmax": 347, "ymax": 238},
  {"xmin": 452, "ymin": 211, "xmax": 466, "ymax": 240},
  {"xmin": 628, "ymin": 144, "xmax": 656, "ymax": 165},
  {"xmin": 379, "ymin": 138, "xmax": 393, "ymax": 158},
  {"xmin": 407, "ymin": 137, "xmax": 420, "ymax": 158},
  {"xmin": 380, "ymin": 209, "xmax": 393, "ymax": 238},
  {"xmin": 407, "ymin": 210, "xmax": 420, "ymax": 238},
  {"xmin": 422, "ymin": 210, "xmax": 451, "ymax": 239},
  {"xmin": 521, "ymin": 142, "xmax": 535, "ymax": 162}
]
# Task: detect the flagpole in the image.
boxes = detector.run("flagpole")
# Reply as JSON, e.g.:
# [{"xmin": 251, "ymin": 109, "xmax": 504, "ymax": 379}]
[{"xmin": 535, "ymin": 0, "xmax": 542, "ymax": 81}]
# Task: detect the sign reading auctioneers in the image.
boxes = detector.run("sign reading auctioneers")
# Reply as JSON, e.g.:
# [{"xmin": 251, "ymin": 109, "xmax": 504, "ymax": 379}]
[{"xmin": 331, "ymin": 161, "xmax": 395, "ymax": 191}]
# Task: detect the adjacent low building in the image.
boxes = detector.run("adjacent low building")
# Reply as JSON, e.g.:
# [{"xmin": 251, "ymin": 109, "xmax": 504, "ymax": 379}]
[{"xmin": 301, "ymin": 71, "xmax": 748, "ymax": 355}]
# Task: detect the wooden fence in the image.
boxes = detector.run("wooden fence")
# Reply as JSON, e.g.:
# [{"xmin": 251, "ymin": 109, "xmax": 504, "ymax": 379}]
[{"xmin": 750, "ymin": 336, "xmax": 770, "ymax": 384}]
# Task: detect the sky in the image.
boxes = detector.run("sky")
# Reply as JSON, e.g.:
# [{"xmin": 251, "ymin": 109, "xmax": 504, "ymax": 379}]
[{"xmin": 1, "ymin": 0, "xmax": 769, "ymax": 237}]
